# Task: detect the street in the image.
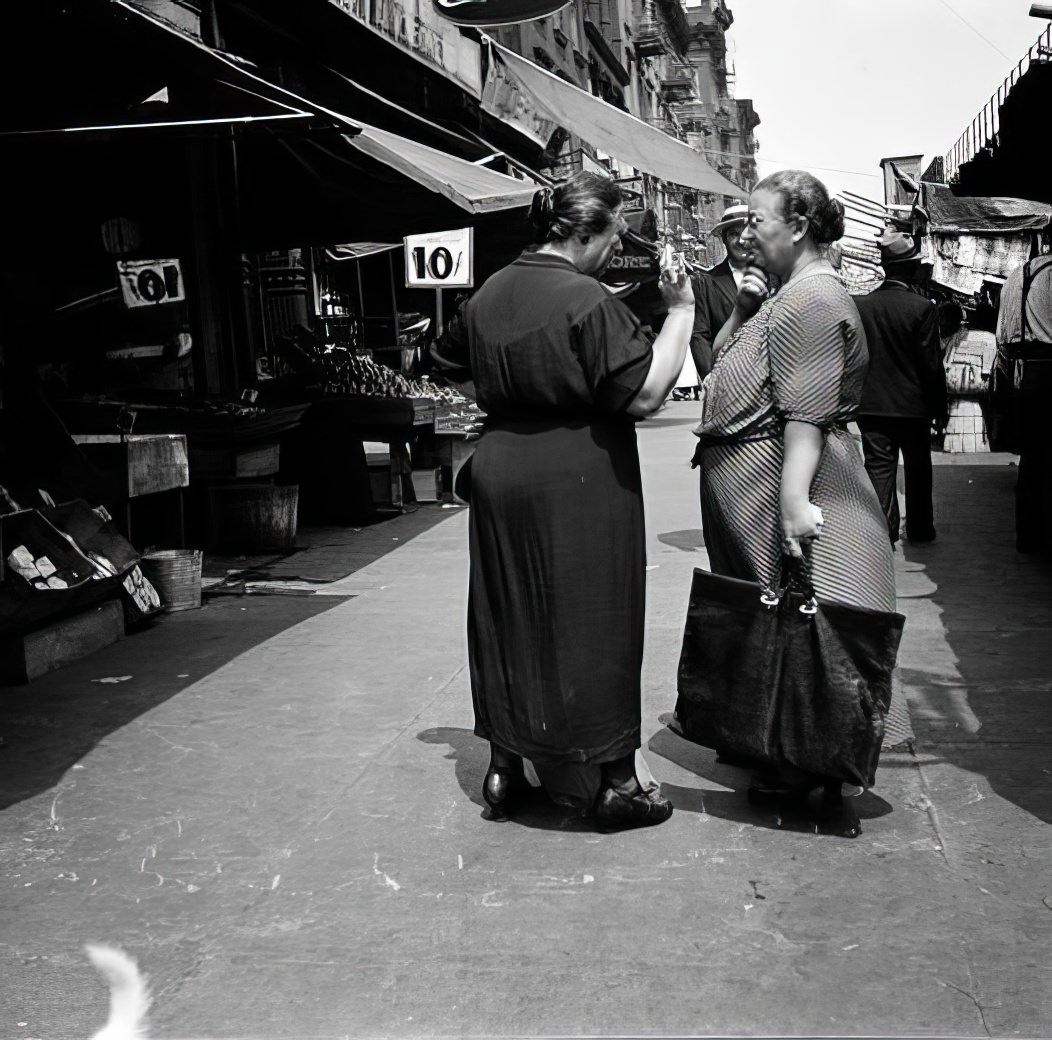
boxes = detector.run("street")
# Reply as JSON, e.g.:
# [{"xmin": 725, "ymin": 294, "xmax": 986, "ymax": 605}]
[{"xmin": 1, "ymin": 402, "xmax": 1050, "ymax": 1039}]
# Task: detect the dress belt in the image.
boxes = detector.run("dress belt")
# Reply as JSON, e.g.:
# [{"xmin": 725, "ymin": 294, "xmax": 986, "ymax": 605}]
[{"xmin": 696, "ymin": 420, "xmax": 849, "ymax": 447}]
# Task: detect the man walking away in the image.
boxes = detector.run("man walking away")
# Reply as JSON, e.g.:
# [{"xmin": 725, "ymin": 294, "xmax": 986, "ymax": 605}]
[
  {"xmin": 854, "ymin": 231, "xmax": 948, "ymax": 545},
  {"xmin": 690, "ymin": 203, "xmax": 751, "ymax": 381}
]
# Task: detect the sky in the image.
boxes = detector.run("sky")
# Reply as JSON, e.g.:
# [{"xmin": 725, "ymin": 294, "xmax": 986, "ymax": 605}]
[{"xmin": 724, "ymin": 0, "xmax": 1050, "ymax": 204}]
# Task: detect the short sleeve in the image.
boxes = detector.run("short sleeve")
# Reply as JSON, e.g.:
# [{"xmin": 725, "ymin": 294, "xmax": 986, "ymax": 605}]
[
  {"xmin": 768, "ymin": 278, "xmax": 853, "ymax": 426},
  {"xmin": 573, "ymin": 294, "xmax": 654, "ymax": 413}
]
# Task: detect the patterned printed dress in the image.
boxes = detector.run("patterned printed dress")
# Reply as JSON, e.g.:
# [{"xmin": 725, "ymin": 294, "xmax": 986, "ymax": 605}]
[{"xmin": 695, "ymin": 267, "xmax": 895, "ymax": 613}]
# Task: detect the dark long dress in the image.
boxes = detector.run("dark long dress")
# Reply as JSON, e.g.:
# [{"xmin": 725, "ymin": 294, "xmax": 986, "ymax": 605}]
[{"xmin": 450, "ymin": 250, "xmax": 654, "ymax": 769}]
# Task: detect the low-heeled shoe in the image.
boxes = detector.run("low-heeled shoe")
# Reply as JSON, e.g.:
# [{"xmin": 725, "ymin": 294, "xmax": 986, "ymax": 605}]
[
  {"xmin": 482, "ymin": 768, "xmax": 529, "ymax": 820},
  {"xmin": 594, "ymin": 785, "xmax": 673, "ymax": 832}
]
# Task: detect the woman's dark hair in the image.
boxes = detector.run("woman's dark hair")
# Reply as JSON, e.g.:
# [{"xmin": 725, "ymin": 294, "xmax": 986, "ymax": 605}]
[
  {"xmin": 756, "ymin": 170, "xmax": 845, "ymax": 246},
  {"xmin": 528, "ymin": 172, "xmax": 623, "ymax": 244}
]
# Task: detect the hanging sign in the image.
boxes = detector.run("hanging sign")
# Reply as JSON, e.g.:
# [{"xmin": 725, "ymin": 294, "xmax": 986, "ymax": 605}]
[
  {"xmin": 116, "ymin": 259, "xmax": 185, "ymax": 309},
  {"xmin": 404, "ymin": 228, "xmax": 474, "ymax": 289},
  {"xmin": 431, "ymin": 0, "xmax": 571, "ymax": 26},
  {"xmin": 600, "ymin": 229, "xmax": 660, "ymax": 288}
]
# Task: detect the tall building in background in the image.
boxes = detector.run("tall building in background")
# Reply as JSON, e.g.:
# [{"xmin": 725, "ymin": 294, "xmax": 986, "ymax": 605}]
[
  {"xmin": 674, "ymin": 0, "xmax": 759, "ymax": 263},
  {"xmin": 495, "ymin": 0, "xmax": 760, "ymax": 263}
]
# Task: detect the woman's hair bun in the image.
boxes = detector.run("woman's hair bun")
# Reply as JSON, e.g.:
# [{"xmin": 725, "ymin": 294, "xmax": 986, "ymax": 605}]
[
  {"xmin": 811, "ymin": 195, "xmax": 845, "ymax": 245},
  {"xmin": 528, "ymin": 186, "xmax": 555, "ymax": 241}
]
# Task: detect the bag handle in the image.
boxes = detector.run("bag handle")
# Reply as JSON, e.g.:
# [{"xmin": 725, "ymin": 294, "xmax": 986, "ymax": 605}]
[{"xmin": 777, "ymin": 551, "xmax": 818, "ymax": 616}]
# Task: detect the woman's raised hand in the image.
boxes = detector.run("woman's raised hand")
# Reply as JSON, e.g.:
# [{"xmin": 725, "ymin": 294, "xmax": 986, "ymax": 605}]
[
  {"xmin": 736, "ymin": 264, "xmax": 770, "ymax": 319},
  {"xmin": 659, "ymin": 268, "xmax": 696, "ymax": 313}
]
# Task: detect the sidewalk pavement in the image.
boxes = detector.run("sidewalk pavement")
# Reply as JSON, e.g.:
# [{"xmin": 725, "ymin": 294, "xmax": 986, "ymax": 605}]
[{"xmin": 1, "ymin": 401, "xmax": 1050, "ymax": 1039}]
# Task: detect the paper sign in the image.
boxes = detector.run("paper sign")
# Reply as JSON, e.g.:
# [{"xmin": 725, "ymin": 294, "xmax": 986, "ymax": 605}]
[
  {"xmin": 404, "ymin": 228, "xmax": 474, "ymax": 289},
  {"xmin": 116, "ymin": 259, "xmax": 185, "ymax": 308}
]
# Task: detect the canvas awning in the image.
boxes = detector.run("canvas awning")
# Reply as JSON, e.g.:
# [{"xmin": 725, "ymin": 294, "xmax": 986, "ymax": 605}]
[
  {"xmin": 110, "ymin": 4, "xmax": 536, "ymax": 218},
  {"xmin": 483, "ymin": 38, "xmax": 742, "ymax": 198},
  {"xmin": 342, "ymin": 124, "xmax": 539, "ymax": 214}
]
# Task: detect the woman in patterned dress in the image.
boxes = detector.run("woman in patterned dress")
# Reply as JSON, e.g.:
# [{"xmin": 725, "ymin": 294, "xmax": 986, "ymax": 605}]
[
  {"xmin": 694, "ymin": 170, "xmax": 897, "ymax": 838},
  {"xmin": 435, "ymin": 172, "xmax": 695, "ymax": 830}
]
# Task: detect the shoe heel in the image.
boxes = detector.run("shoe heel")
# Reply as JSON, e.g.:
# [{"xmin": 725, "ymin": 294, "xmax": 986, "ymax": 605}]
[{"xmin": 483, "ymin": 767, "xmax": 526, "ymax": 820}]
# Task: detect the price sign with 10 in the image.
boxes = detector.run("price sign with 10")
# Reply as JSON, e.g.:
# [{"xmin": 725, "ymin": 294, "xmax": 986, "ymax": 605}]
[{"xmin": 404, "ymin": 227, "xmax": 474, "ymax": 289}]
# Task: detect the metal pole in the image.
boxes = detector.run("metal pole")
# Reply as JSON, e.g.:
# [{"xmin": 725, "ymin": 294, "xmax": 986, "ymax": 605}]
[{"xmin": 388, "ymin": 251, "xmax": 400, "ymax": 361}]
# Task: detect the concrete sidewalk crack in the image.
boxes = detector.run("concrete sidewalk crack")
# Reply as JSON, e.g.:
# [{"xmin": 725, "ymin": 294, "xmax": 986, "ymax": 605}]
[
  {"xmin": 939, "ymin": 977, "xmax": 999, "ymax": 1037},
  {"xmin": 912, "ymin": 760, "xmax": 951, "ymax": 865}
]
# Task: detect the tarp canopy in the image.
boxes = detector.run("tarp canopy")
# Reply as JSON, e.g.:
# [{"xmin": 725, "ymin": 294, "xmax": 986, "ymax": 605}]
[
  {"xmin": 484, "ymin": 39, "xmax": 743, "ymax": 198},
  {"xmin": 922, "ymin": 182, "xmax": 1052, "ymax": 234}
]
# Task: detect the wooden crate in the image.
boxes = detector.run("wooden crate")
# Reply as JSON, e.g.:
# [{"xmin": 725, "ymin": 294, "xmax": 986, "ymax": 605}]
[{"xmin": 72, "ymin": 434, "xmax": 189, "ymax": 497}]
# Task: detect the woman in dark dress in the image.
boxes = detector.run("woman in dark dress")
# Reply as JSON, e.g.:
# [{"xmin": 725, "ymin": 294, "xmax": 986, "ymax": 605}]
[{"xmin": 435, "ymin": 172, "xmax": 694, "ymax": 830}]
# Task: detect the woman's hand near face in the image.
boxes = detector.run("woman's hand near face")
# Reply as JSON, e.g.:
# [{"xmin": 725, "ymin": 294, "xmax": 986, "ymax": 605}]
[
  {"xmin": 736, "ymin": 264, "xmax": 769, "ymax": 319},
  {"xmin": 713, "ymin": 264, "xmax": 769, "ymax": 355}
]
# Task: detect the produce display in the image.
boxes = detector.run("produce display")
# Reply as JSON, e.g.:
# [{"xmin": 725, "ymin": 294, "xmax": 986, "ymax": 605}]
[
  {"xmin": 340, "ymin": 354, "xmax": 467, "ymax": 403},
  {"xmin": 273, "ymin": 329, "xmax": 467, "ymax": 403}
]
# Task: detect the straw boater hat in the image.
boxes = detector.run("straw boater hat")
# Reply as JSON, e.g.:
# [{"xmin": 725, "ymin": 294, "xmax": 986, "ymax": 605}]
[{"xmin": 710, "ymin": 202, "xmax": 749, "ymax": 237}]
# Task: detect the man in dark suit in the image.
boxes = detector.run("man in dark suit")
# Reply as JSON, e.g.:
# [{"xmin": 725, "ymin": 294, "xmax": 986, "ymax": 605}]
[
  {"xmin": 854, "ymin": 231, "xmax": 949, "ymax": 545},
  {"xmin": 689, "ymin": 202, "xmax": 751, "ymax": 382}
]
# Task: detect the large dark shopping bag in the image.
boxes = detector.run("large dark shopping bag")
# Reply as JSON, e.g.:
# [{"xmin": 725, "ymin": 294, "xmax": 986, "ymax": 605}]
[{"xmin": 675, "ymin": 559, "xmax": 905, "ymax": 789}]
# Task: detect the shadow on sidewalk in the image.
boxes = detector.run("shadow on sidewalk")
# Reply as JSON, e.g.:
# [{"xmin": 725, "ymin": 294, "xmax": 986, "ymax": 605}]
[
  {"xmin": 901, "ymin": 462, "xmax": 1052, "ymax": 824},
  {"xmin": 0, "ymin": 503, "xmax": 463, "ymax": 812},
  {"xmin": 0, "ymin": 594, "xmax": 347, "ymax": 810},
  {"xmin": 647, "ymin": 725, "xmax": 894, "ymax": 834}
]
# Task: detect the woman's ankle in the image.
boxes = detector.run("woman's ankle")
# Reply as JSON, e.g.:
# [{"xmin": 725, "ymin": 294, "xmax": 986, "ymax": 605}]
[
  {"xmin": 490, "ymin": 743, "xmax": 522, "ymax": 772},
  {"xmin": 600, "ymin": 752, "xmax": 638, "ymax": 790}
]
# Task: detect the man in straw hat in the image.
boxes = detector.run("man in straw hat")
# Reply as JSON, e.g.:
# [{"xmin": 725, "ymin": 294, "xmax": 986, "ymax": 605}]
[
  {"xmin": 689, "ymin": 202, "xmax": 751, "ymax": 383},
  {"xmin": 853, "ymin": 229, "xmax": 948, "ymax": 546}
]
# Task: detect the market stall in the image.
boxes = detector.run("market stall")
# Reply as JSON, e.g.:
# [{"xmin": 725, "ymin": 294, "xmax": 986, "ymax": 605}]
[{"xmin": 917, "ymin": 183, "xmax": 1052, "ymax": 453}]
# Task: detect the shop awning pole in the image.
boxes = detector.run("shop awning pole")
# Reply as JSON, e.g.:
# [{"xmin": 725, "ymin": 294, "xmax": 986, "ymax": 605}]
[
  {"xmin": 353, "ymin": 259, "xmax": 366, "ymax": 349},
  {"xmin": 388, "ymin": 251, "xmax": 400, "ymax": 357},
  {"xmin": 435, "ymin": 289, "xmax": 444, "ymax": 339}
]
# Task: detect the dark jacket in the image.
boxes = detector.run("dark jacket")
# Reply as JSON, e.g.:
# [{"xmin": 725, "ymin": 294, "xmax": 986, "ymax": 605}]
[
  {"xmin": 853, "ymin": 280, "xmax": 948, "ymax": 421},
  {"xmin": 690, "ymin": 258, "xmax": 739, "ymax": 380}
]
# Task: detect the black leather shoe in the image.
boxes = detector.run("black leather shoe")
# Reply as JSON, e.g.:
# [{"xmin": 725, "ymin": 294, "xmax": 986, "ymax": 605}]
[
  {"xmin": 482, "ymin": 767, "xmax": 529, "ymax": 820},
  {"xmin": 594, "ymin": 783, "xmax": 673, "ymax": 832},
  {"xmin": 812, "ymin": 784, "xmax": 862, "ymax": 839}
]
